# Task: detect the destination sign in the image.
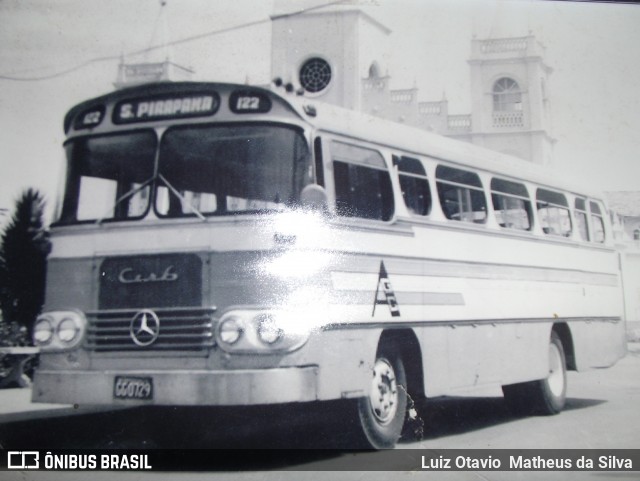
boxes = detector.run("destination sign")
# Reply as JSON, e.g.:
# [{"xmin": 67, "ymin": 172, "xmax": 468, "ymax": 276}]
[{"xmin": 113, "ymin": 93, "xmax": 220, "ymax": 124}]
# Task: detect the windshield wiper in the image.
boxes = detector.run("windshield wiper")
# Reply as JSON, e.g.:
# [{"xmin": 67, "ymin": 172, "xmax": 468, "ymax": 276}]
[
  {"xmin": 157, "ymin": 173, "xmax": 206, "ymax": 221},
  {"xmin": 95, "ymin": 176, "xmax": 155, "ymax": 225}
]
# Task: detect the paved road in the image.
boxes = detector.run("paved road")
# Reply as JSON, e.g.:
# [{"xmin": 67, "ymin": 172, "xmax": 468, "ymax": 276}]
[{"xmin": 2, "ymin": 344, "xmax": 639, "ymax": 480}]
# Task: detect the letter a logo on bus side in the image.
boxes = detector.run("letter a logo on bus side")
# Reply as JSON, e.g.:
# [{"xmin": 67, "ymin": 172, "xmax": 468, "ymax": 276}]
[{"xmin": 372, "ymin": 261, "xmax": 401, "ymax": 317}]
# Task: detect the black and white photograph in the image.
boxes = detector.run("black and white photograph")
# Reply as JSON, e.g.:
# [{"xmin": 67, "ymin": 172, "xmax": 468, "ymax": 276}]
[{"xmin": 0, "ymin": 0, "xmax": 639, "ymax": 479}]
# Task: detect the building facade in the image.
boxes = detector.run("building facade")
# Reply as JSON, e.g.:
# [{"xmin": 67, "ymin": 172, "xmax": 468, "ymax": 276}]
[{"xmin": 270, "ymin": 5, "xmax": 555, "ymax": 165}]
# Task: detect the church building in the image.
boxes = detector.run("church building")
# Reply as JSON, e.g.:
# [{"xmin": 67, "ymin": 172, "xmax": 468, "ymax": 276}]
[{"xmin": 270, "ymin": 4, "xmax": 555, "ymax": 165}]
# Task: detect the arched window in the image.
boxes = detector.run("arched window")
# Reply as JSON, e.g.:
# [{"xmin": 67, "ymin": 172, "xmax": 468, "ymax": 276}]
[
  {"xmin": 368, "ymin": 62, "xmax": 381, "ymax": 79},
  {"xmin": 493, "ymin": 77, "xmax": 522, "ymax": 112}
]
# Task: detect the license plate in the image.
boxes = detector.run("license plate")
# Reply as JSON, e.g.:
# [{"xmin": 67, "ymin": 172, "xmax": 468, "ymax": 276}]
[{"xmin": 114, "ymin": 376, "xmax": 153, "ymax": 400}]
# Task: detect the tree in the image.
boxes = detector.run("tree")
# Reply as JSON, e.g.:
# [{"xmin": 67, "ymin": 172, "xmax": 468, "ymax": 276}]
[{"xmin": 0, "ymin": 189, "xmax": 49, "ymax": 345}]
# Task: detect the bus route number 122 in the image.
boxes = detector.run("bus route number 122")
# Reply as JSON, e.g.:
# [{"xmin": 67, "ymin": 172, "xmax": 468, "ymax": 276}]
[
  {"xmin": 236, "ymin": 96, "xmax": 260, "ymax": 111},
  {"xmin": 230, "ymin": 92, "xmax": 271, "ymax": 113}
]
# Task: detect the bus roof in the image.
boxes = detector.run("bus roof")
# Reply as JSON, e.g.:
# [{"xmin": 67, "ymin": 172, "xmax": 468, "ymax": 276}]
[
  {"xmin": 64, "ymin": 81, "xmax": 604, "ymax": 202},
  {"xmin": 286, "ymin": 96, "xmax": 604, "ymax": 201}
]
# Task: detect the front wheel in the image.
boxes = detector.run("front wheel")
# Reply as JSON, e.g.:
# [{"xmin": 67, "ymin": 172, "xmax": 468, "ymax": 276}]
[
  {"xmin": 355, "ymin": 344, "xmax": 408, "ymax": 448},
  {"xmin": 503, "ymin": 331, "xmax": 567, "ymax": 415}
]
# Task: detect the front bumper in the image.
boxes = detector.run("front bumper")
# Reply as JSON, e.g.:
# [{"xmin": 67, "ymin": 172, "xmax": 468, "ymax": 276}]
[{"xmin": 32, "ymin": 366, "xmax": 319, "ymax": 406}]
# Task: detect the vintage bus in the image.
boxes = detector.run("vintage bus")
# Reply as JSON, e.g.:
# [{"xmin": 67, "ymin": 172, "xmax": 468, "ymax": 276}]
[{"xmin": 32, "ymin": 81, "xmax": 626, "ymax": 448}]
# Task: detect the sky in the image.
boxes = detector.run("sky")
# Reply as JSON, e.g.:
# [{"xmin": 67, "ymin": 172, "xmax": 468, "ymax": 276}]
[{"xmin": 0, "ymin": 0, "xmax": 639, "ymax": 224}]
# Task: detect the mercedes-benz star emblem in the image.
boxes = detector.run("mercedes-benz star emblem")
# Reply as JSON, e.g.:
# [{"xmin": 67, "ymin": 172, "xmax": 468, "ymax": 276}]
[{"xmin": 130, "ymin": 309, "xmax": 160, "ymax": 347}]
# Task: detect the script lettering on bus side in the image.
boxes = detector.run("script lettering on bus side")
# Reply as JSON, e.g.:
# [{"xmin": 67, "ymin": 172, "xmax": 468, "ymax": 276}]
[{"xmin": 118, "ymin": 266, "xmax": 179, "ymax": 284}]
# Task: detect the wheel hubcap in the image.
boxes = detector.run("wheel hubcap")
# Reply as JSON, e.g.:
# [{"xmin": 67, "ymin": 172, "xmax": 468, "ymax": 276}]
[
  {"xmin": 369, "ymin": 357, "xmax": 398, "ymax": 424},
  {"xmin": 547, "ymin": 343, "xmax": 565, "ymax": 397}
]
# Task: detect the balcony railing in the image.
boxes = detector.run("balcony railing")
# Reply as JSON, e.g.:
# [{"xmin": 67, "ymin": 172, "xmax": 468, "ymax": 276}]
[
  {"xmin": 447, "ymin": 114, "xmax": 472, "ymax": 132},
  {"xmin": 390, "ymin": 89, "xmax": 416, "ymax": 103},
  {"xmin": 480, "ymin": 37, "xmax": 528, "ymax": 54},
  {"xmin": 362, "ymin": 78, "xmax": 387, "ymax": 91},
  {"xmin": 419, "ymin": 102, "xmax": 442, "ymax": 115},
  {"xmin": 492, "ymin": 111, "xmax": 524, "ymax": 128}
]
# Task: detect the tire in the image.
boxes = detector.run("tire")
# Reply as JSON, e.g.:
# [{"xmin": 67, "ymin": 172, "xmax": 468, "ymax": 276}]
[
  {"xmin": 503, "ymin": 331, "xmax": 567, "ymax": 415},
  {"xmin": 355, "ymin": 343, "xmax": 408, "ymax": 449}
]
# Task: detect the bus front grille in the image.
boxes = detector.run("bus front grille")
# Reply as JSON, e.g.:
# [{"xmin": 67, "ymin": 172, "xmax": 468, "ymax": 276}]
[{"xmin": 84, "ymin": 307, "xmax": 216, "ymax": 352}]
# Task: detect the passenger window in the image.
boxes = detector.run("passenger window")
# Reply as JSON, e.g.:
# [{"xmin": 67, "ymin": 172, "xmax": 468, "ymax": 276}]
[
  {"xmin": 436, "ymin": 165, "xmax": 487, "ymax": 223},
  {"xmin": 394, "ymin": 155, "xmax": 431, "ymax": 216},
  {"xmin": 574, "ymin": 198, "xmax": 589, "ymax": 241},
  {"xmin": 536, "ymin": 189, "xmax": 572, "ymax": 237},
  {"xmin": 590, "ymin": 201, "xmax": 606, "ymax": 243},
  {"xmin": 332, "ymin": 141, "xmax": 394, "ymax": 221},
  {"xmin": 314, "ymin": 137, "xmax": 325, "ymax": 187},
  {"xmin": 490, "ymin": 178, "xmax": 532, "ymax": 231}
]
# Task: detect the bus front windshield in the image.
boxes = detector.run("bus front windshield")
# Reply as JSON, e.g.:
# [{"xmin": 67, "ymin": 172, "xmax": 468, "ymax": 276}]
[{"xmin": 58, "ymin": 124, "xmax": 312, "ymax": 224}]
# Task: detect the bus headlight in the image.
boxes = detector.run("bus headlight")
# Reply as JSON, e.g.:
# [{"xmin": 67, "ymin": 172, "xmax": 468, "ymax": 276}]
[
  {"xmin": 216, "ymin": 309, "xmax": 309, "ymax": 353},
  {"xmin": 34, "ymin": 311, "xmax": 86, "ymax": 351},
  {"xmin": 57, "ymin": 317, "xmax": 81, "ymax": 343},
  {"xmin": 256, "ymin": 314, "xmax": 283, "ymax": 345},
  {"xmin": 34, "ymin": 317, "xmax": 54, "ymax": 346},
  {"xmin": 218, "ymin": 316, "xmax": 243, "ymax": 345}
]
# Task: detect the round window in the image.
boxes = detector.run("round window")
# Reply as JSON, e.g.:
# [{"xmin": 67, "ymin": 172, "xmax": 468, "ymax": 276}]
[{"xmin": 299, "ymin": 57, "xmax": 332, "ymax": 93}]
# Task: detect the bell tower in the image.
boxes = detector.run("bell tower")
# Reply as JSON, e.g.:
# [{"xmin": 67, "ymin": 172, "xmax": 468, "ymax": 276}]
[
  {"xmin": 270, "ymin": 1, "xmax": 391, "ymax": 111},
  {"xmin": 468, "ymin": 35, "xmax": 555, "ymax": 164}
]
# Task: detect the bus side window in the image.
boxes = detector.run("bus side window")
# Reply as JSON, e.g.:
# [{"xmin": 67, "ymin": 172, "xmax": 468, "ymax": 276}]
[
  {"xmin": 332, "ymin": 141, "xmax": 394, "ymax": 221},
  {"xmin": 490, "ymin": 178, "xmax": 533, "ymax": 231},
  {"xmin": 536, "ymin": 188, "xmax": 572, "ymax": 237},
  {"xmin": 590, "ymin": 201, "xmax": 606, "ymax": 243},
  {"xmin": 574, "ymin": 197, "xmax": 590, "ymax": 241},
  {"xmin": 314, "ymin": 137, "xmax": 325, "ymax": 187},
  {"xmin": 436, "ymin": 165, "xmax": 487, "ymax": 224},
  {"xmin": 393, "ymin": 155, "xmax": 431, "ymax": 216}
]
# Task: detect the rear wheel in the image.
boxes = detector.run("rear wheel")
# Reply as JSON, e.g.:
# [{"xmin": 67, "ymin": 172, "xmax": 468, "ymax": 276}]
[
  {"xmin": 355, "ymin": 344, "xmax": 407, "ymax": 448},
  {"xmin": 542, "ymin": 332, "xmax": 567, "ymax": 412},
  {"xmin": 503, "ymin": 331, "xmax": 567, "ymax": 415}
]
